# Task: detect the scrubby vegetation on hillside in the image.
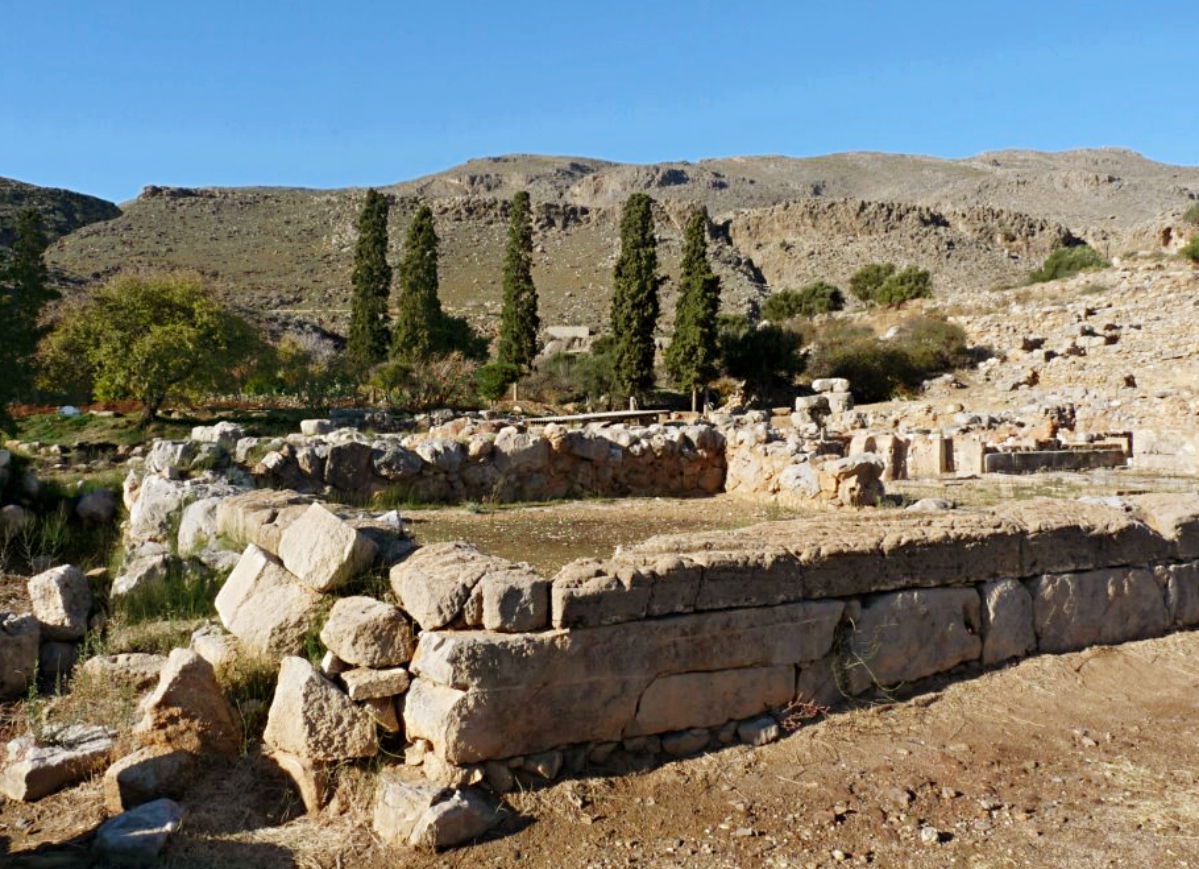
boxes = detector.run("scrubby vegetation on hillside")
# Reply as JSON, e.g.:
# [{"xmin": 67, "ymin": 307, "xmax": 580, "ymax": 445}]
[{"xmin": 1028, "ymin": 244, "xmax": 1109, "ymax": 283}]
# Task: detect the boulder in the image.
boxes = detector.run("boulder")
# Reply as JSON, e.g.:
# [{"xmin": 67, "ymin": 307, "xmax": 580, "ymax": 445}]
[
  {"xmin": 111, "ymin": 546, "xmax": 172, "ymax": 597},
  {"xmin": 372, "ymin": 770, "xmax": 497, "ymax": 850},
  {"xmin": 979, "ymin": 579, "xmax": 1036, "ymax": 665},
  {"xmin": 300, "ymin": 418, "xmax": 333, "ymax": 436},
  {"xmin": 319, "ymin": 595, "xmax": 415, "ymax": 668},
  {"xmin": 373, "ymin": 443, "xmax": 423, "ymax": 480},
  {"xmin": 0, "ymin": 612, "xmax": 40, "ymax": 699},
  {"xmin": 215, "ymin": 545, "xmax": 324, "ymax": 659},
  {"xmin": 263, "ymin": 656, "xmax": 377, "ymax": 762},
  {"xmin": 844, "ymin": 589, "xmax": 981, "ymax": 694},
  {"xmin": 144, "ymin": 440, "xmax": 197, "ymax": 478},
  {"xmin": 93, "ymin": 798, "xmax": 183, "ymax": 866},
  {"xmin": 1029, "ymin": 568, "xmax": 1169, "ymax": 653},
  {"xmin": 27, "ymin": 564, "xmax": 91, "ymax": 641},
  {"xmin": 324, "ymin": 441, "xmax": 376, "ymax": 492},
  {"xmin": 0, "ymin": 724, "xmax": 116, "ymax": 801},
  {"xmin": 104, "ymin": 745, "xmax": 196, "ymax": 811},
  {"xmin": 278, "ymin": 503, "xmax": 377, "ymax": 592},
  {"xmin": 190, "ymin": 421, "xmax": 244, "ymax": 450},
  {"xmin": 81, "ymin": 653, "xmax": 167, "ymax": 692},
  {"xmin": 76, "ymin": 488, "xmax": 119, "ymax": 524},
  {"xmin": 133, "ymin": 648, "xmax": 240, "ymax": 755},
  {"xmin": 492, "ymin": 427, "xmax": 549, "ymax": 473},
  {"xmin": 177, "ymin": 496, "xmax": 222, "ymax": 555}
]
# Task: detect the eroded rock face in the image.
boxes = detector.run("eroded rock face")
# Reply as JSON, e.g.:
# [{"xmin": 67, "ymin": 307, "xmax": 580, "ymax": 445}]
[
  {"xmin": 263, "ymin": 657, "xmax": 377, "ymax": 762},
  {"xmin": 1157, "ymin": 562, "xmax": 1199, "ymax": 627},
  {"xmin": 319, "ymin": 596, "xmax": 416, "ymax": 668},
  {"xmin": 215, "ymin": 545, "xmax": 324, "ymax": 659},
  {"xmin": 27, "ymin": 564, "xmax": 91, "ymax": 641},
  {"xmin": 133, "ymin": 648, "xmax": 240, "ymax": 756},
  {"xmin": 1029, "ymin": 568, "xmax": 1170, "ymax": 653},
  {"xmin": 278, "ymin": 503, "xmax": 377, "ymax": 592},
  {"xmin": 979, "ymin": 578, "xmax": 1037, "ymax": 665}
]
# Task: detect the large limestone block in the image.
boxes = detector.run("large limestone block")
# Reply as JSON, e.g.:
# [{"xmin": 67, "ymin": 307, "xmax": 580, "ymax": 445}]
[
  {"xmin": 979, "ymin": 579, "xmax": 1036, "ymax": 666},
  {"xmin": 844, "ymin": 589, "xmax": 981, "ymax": 695},
  {"xmin": 278, "ymin": 503, "xmax": 377, "ymax": 592},
  {"xmin": 324, "ymin": 441, "xmax": 376, "ymax": 492},
  {"xmin": 407, "ymin": 600, "xmax": 842, "ymax": 763},
  {"xmin": 390, "ymin": 541, "xmax": 516, "ymax": 631},
  {"xmin": 81, "ymin": 653, "xmax": 167, "ymax": 692},
  {"xmin": 1029, "ymin": 568, "xmax": 1170, "ymax": 653},
  {"xmin": 463, "ymin": 568, "xmax": 550, "ymax": 633},
  {"xmin": 995, "ymin": 498, "xmax": 1167, "ymax": 575},
  {"xmin": 127, "ymin": 475, "xmax": 209, "ymax": 544},
  {"xmin": 263, "ymin": 656, "xmax": 377, "ymax": 762},
  {"xmin": 215, "ymin": 545, "xmax": 324, "ymax": 659},
  {"xmin": 133, "ymin": 648, "xmax": 240, "ymax": 755},
  {"xmin": 103, "ymin": 745, "xmax": 196, "ymax": 811},
  {"xmin": 214, "ymin": 489, "xmax": 313, "ymax": 554},
  {"xmin": 1126, "ymin": 493, "xmax": 1199, "ymax": 560},
  {"xmin": 0, "ymin": 612, "xmax": 40, "ymax": 699},
  {"xmin": 319, "ymin": 596, "xmax": 415, "ymax": 667},
  {"xmin": 1157, "ymin": 562, "xmax": 1199, "ymax": 627},
  {"xmin": 492, "ymin": 427, "xmax": 549, "ymax": 473},
  {"xmin": 626, "ymin": 665, "xmax": 795, "ymax": 737},
  {"xmin": 0, "ymin": 724, "xmax": 116, "ymax": 801},
  {"xmin": 27, "ymin": 564, "xmax": 91, "ymax": 641}
]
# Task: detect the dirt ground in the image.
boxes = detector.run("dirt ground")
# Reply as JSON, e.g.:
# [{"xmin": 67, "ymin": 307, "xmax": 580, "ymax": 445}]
[{"xmin": 5, "ymin": 629, "xmax": 1199, "ymax": 868}]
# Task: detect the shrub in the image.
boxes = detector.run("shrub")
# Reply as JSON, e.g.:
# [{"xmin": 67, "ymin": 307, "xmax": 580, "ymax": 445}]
[
  {"xmin": 848, "ymin": 263, "xmax": 896, "ymax": 302},
  {"xmin": 476, "ymin": 362, "xmax": 522, "ymax": 402},
  {"xmin": 1028, "ymin": 244, "xmax": 1109, "ymax": 283},
  {"xmin": 1182, "ymin": 234, "xmax": 1199, "ymax": 264},
  {"xmin": 717, "ymin": 315, "xmax": 805, "ymax": 399},
  {"xmin": 875, "ymin": 266, "xmax": 933, "ymax": 305},
  {"xmin": 368, "ymin": 353, "xmax": 480, "ymax": 411},
  {"xmin": 518, "ymin": 339, "xmax": 621, "ymax": 407},
  {"xmin": 889, "ymin": 315, "xmax": 970, "ymax": 372},
  {"xmin": 1184, "ymin": 203, "xmax": 1199, "ymax": 225},
  {"xmin": 761, "ymin": 282, "xmax": 845, "ymax": 321}
]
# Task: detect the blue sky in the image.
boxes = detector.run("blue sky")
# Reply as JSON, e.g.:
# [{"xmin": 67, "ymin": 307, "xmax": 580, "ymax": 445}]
[{"xmin": 2, "ymin": 1, "xmax": 1194, "ymax": 203}]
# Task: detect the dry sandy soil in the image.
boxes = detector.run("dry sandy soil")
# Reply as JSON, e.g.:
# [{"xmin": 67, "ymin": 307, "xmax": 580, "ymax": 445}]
[{"xmin": 4, "ymin": 619, "xmax": 1198, "ymax": 867}]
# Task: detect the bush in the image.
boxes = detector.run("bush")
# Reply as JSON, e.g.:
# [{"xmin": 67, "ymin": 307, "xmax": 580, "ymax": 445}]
[
  {"xmin": 476, "ymin": 362, "xmax": 522, "ymax": 401},
  {"xmin": 1028, "ymin": 244, "xmax": 1109, "ymax": 283},
  {"xmin": 244, "ymin": 334, "xmax": 356, "ymax": 410},
  {"xmin": 805, "ymin": 315, "xmax": 969, "ymax": 403},
  {"xmin": 849, "ymin": 263, "xmax": 896, "ymax": 302},
  {"xmin": 518, "ymin": 339, "xmax": 620, "ymax": 407},
  {"xmin": 718, "ymin": 315, "xmax": 805, "ymax": 399},
  {"xmin": 875, "ymin": 266, "xmax": 933, "ymax": 305},
  {"xmin": 368, "ymin": 353, "xmax": 480, "ymax": 411},
  {"xmin": 761, "ymin": 282, "xmax": 845, "ymax": 321},
  {"xmin": 1182, "ymin": 234, "xmax": 1199, "ymax": 264},
  {"xmin": 1184, "ymin": 203, "xmax": 1199, "ymax": 225}
]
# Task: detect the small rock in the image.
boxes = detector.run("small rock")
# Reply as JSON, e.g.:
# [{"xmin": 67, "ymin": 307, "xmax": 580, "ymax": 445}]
[
  {"xmin": 341, "ymin": 666, "xmax": 410, "ymax": 701},
  {"xmin": 27, "ymin": 564, "xmax": 92, "ymax": 641},
  {"xmin": 93, "ymin": 798, "xmax": 183, "ymax": 865},
  {"xmin": 737, "ymin": 715, "xmax": 781, "ymax": 747},
  {"xmin": 919, "ymin": 825, "xmax": 942, "ymax": 845}
]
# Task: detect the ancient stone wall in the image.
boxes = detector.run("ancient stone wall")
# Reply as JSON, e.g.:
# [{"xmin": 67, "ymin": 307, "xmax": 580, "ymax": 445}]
[{"xmin": 394, "ymin": 494, "xmax": 1199, "ymax": 779}]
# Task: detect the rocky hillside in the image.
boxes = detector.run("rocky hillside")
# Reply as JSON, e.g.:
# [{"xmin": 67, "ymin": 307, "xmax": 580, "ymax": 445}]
[
  {"xmin": 42, "ymin": 149, "xmax": 1199, "ymax": 334},
  {"xmin": 0, "ymin": 177, "xmax": 121, "ymax": 249}
]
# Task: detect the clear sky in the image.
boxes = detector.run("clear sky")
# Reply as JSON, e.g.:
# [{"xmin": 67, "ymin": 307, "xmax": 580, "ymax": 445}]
[{"xmin": 2, "ymin": 1, "xmax": 1194, "ymax": 204}]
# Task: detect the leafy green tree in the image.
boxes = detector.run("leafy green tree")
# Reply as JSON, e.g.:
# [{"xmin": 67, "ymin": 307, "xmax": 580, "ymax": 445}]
[
  {"xmin": 497, "ymin": 191, "xmax": 540, "ymax": 375},
  {"xmin": 609, "ymin": 193, "xmax": 660, "ymax": 403},
  {"xmin": 717, "ymin": 314, "xmax": 805, "ymax": 401},
  {"xmin": 38, "ymin": 272, "xmax": 265, "ymax": 425},
  {"xmin": 849, "ymin": 262, "xmax": 896, "ymax": 302},
  {"xmin": 476, "ymin": 362, "xmax": 522, "ymax": 402},
  {"xmin": 346, "ymin": 189, "xmax": 392, "ymax": 372},
  {"xmin": 875, "ymin": 265, "xmax": 933, "ymax": 305},
  {"xmin": 761, "ymin": 281, "xmax": 844, "ymax": 321},
  {"xmin": 665, "ymin": 209, "xmax": 721, "ymax": 410},
  {"xmin": 1028, "ymin": 244, "xmax": 1109, "ymax": 283},
  {"xmin": 392, "ymin": 204, "xmax": 443, "ymax": 363},
  {"xmin": 0, "ymin": 209, "xmax": 56, "ymax": 430}
]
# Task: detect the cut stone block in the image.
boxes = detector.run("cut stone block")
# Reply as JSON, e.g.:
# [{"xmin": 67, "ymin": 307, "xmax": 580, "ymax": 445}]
[
  {"xmin": 1029, "ymin": 568, "xmax": 1169, "ymax": 654},
  {"xmin": 342, "ymin": 667, "xmax": 411, "ymax": 701},
  {"xmin": 625, "ymin": 666, "xmax": 794, "ymax": 737},
  {"xmin": 0, "ymin": 724, "xmax": 116, "ymax": 801},
  {"xmin": 133, "ymin": 648, "xmax": 240, "ymax": 756},
  {"xmin": 104, "ymin": 745, "xmax": 196, "ymax": 811},
  {"xmin": 263, "ymin": 656, "xmax": 377, "ymax": 762},
  {"xmin": 278, "ymin": 503, "xmax": 377, "ymax": 592},
  {"xmin": 319, "ymin": 596, "xmax": 415, "ymax": 668},
  {"xmin": 27, "ymin": 564, "xmax": 91, "ymax": 641},
  {"xmin": 215, "ymin": 544, "xmax": 324, "ymax": 659},
  {"xmin": 979, "ymin": 578, "xmax": 1036, "ymax": 665}
]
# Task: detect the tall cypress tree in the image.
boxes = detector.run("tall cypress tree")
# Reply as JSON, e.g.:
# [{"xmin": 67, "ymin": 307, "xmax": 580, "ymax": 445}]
[
  {"xmin": 497, "ymin": 190, "xmax": 540, "ymax": 372},
  {"xmin": 666, "ymin": 209, "xmax": 721, "ymax": 411},
  {"xmin": 346, "ymin": 189, "xmax": 392, "ymax": 372},
  {"xmin": 0, "ymin": 208, "xmax": 54, "ymax": 429},
  {"xmin": 609, "ymin": 193, "xmax": 660, "ymax": 403},
  {"xmin": 391, "ymin": 204, "xmax": 443, "ymax": 363}
]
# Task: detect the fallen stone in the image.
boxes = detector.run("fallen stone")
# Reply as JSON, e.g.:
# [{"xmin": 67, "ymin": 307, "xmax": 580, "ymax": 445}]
[
  {"xmin": 265, "ymin": 748, "xmax": 330, "ymax": 814},
  {"xmin": 410, "ymin": 788, "xmax": 498, "ymax": 850},
  {"xmin": 979, "ymin": 579, "xmax": 1036, "ymax": 665},
  {"xmin": 215, "ymin": 544, "xmax": 324, "ymax": 659},
  {"xmin": 76, "ymin": 488, "xmax": 119, "ymax": 524},
  {"xmin": 133, "ymin": 648, "xmax": 240, "ymax": 755},
  {"xmin": 278, "ymin": 503, "xmax": 377, "ymax": 592},
  {"xmin": 263, "ymin": 656, "xmax": 377, "ymax": 762},
  {"xmin": 342, "ymin": 666, "xmax": 411, "ymax": 701},
  {"xmin": 93, "ymin": 798, "xmax": 183, "ymax": 866},
  {"xmin": 27, "ymin": 564, "xmax": 92, "ymax": 641},
  {"xmin": 319, "ymin": 596, "xmax": 415, "ymax": 668},
  {"xmin": 81, "ymin": 653, "xmax": 167, "ymax": 692},
  {"xmin": 104, "ymin": 746, "xmax": 196, "ymax": 811},
  {"xmin": 111, "ymin": 547, "xmax": 172, "ymax": 598},
  {"xmin": 737, "ymin": 714, "xmax": 781, "ymax": 747},
  {"xmin": 177, "ymin": 496, "xmax": 222, "ymax": 555},
  {"xmin": 661, "ymin": 728, "xmax": 710, "ymax": 756},
  {"xmin": 0, "ymin": 724, "xmax": 116, "ymax": 801},
  {"xmin": 214, "ymin": 489, "xmax": 313, "ymax": 555},
  {"xmin": 373, "ymin": 769, "xmax": 497, "ymax": 851},
  {"xmin": 0, "ymin": 612, "xmax": 39, "ymax": 699},
  {"xmin": 390, "ymin": 541, "xmax": 502, "ymax": 631}
]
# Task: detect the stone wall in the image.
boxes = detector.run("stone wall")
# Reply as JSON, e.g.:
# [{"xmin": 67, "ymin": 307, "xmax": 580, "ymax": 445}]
[{"xmin": 395, "ymin": 494, "xmax": 1199, "ymax": 776}]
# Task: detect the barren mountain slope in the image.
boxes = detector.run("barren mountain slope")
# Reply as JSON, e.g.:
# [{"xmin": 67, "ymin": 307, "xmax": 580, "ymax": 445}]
[{"xmin": 43, "ymin": 149, "xmax": 1199, "ymax": 333}]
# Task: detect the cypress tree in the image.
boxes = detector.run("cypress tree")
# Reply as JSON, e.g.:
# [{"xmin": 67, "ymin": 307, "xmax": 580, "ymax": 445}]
[
  {"xmin": 665, "ymin": 209, "xmax": 721, "ymax": 411},
  {"xmin": 391, "ymin": 204, "xmax": 443, "ymax": 363},
  {"xmin": 609, "ymin": 193, "xmax": 660, "ymax": 403},
  {"xmin": 346, "ymin": 189, "xmax": 392, "ymax": 372},
  {"xmin": 0, "ymin": 208, "xmax": 54, "ymax": 429},
  {"xmin": 497, "ymin": 190, "xmax": 540, "ymax": 373}
]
